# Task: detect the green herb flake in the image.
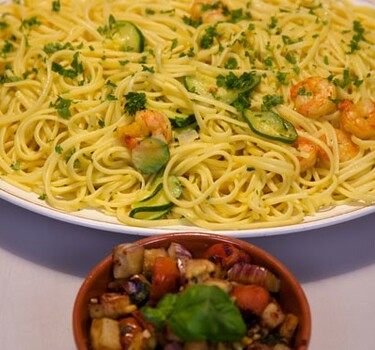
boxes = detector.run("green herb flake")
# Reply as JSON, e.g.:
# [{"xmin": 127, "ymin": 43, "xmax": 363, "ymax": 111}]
[
  {"xmin": 50, "ymin": 96, "xmax": 73, "ymax": 118},
  {"xmin": 262, "ymin": 94, "xmax": 284, "ymax": 110},
  {"xmin": 0, "ymin": 21, "xmax": 8, "ymax": 29},
  {"xmin": 224, "ymin": 57, "xmax": 238, "ymax": 70},
  {"xmin": 52, "ymin": 0, "xmax": 61, "ymax": 12},
  {"xmin": 55, "ymin": 144, "xmax": 63, "ymax": 154},
  {"xmin": 200, "ymin": 24, "xmax": 219, "ymax": 49},
  {"xmin": 124, "ymin": 92, "xmax": 147, "ymax": 115},
  {"xmin": 20, "ymin": 16, "xmax": 41, "ymax": 30}
]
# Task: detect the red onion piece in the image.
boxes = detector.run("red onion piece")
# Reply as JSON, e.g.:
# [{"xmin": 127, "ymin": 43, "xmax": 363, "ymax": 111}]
[
  {"xmin": 228, "ymin": 263, "xmax": 280, "ymax": 293},
  {"xmin": 167, "ymin": 242, "xmax": 193, "ymax": 260}
]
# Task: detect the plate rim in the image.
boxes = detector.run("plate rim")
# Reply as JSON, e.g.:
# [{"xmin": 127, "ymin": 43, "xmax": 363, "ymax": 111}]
[{"xmin": 1, "ymin": 179, "xmax": 374, "ymax": 238}]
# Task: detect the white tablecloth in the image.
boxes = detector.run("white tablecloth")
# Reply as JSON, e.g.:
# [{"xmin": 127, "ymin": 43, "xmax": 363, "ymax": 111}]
[{"xmin": 0, "ymin": 197, "xmax": 375, "ymax": 350}]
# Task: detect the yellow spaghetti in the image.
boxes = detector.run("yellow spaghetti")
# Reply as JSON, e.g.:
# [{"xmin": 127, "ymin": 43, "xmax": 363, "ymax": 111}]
[{"xmin": 0, "ymin": 0, "xmax": 375, "ymax": 230}]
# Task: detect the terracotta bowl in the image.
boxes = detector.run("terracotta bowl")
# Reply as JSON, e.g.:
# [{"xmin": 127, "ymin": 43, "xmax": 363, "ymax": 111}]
[{"xmin": 73, "ymin": 232, "xmax": 311, "ymax": 350}]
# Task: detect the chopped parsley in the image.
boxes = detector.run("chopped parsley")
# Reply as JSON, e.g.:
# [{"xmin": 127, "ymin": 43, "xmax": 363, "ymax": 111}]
[
  {"xmin": 200, "ymin": 24, "xmax": 219, "ymax": 49},
  {"xmin": 124, "ymin": 92, "xmax": 146, "ymax": 115},
  {"xmin": 262, "ymin": 95, "xmax": 284, "ymax": 110},
  {"xmin": 50, "ymin": 96, "xmax": 73, "ymax": 118},
  {"xmin": 52, "ymin": 52, "xmax": 83, "ymax": 79},
  {"xmin": 43, "ymin": 42, "xmax": 74, "ymax": 55},
  {"xmin": 55, "ymin": 144, "xmax": 63, "ymax": 154},
  {"xmin": 20, "ymin": 16, "xmax": 41, "ymax": 31},
  {"xmin": 224, "ymin": 57, "xmax": 238, "ymax": 69},
  {"xmin": 52, "ymin": 0, "xmax": 61, "ymax": 12},
  {"xmin": 347, "ymin": 20, "xmax": 365, "ymax": 54}
]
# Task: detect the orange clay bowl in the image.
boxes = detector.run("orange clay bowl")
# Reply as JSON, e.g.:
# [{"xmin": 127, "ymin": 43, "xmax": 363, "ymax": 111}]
[{"xmin": 73, "ymin": 232, "xmax": 311, "ymax": 350}]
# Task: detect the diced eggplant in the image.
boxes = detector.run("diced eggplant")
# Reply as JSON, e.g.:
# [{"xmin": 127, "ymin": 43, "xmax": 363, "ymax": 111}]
[
  {"xmin": 261, "ymin": 301, "xmax": 285, "ymax": 329},
  {"xmin": 279, "ymin": 313, "xmax": 299, "ymax": 342},
  {"xmin": 89, "ymin": 293, "xmax": 137, "ymax": 319},
  {"xmin": 112, "ymin": 244, "xmax": 145, "ymax": 279},
  {"xmin": 90, "ymin": 318, "xmax": 122, "ymax": 350},
  {"xmin": 185, "ymin": 259, "xmax": 216, "ymax": 283}
]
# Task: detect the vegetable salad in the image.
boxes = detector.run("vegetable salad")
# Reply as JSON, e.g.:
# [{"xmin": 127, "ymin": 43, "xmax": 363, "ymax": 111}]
[{"xmin": 88, "ymin": 242, "xmax": 299, "ymax": 350}]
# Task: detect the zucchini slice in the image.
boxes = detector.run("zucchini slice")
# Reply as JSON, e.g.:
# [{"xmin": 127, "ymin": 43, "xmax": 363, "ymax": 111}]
[
  {"xmin": 243, "ymin": 110, "xmax": 297, "ymax": 144},
  {"xmin": 184, "ymin": 72, "xmax": 238, "ymax": 104},
  {"xmin": 184, "ymin": 71, "xmax": 260, "ymax": 106},
  {"xmin": 132, "ymin": 137, "xmax": 170, "ymax": 174},
  {"xmin": 130, "ymin": 176, "xmax": 183, "ymax": 220},
  {"xmin": 110, "ymin": 20, "xmax": 144, "ymax": 53}
]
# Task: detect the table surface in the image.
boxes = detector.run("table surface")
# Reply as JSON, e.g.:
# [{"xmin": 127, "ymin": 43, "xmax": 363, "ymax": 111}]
[{"xmin": 0, "ymin": 198, "xmax": 375, "ymax": 350}]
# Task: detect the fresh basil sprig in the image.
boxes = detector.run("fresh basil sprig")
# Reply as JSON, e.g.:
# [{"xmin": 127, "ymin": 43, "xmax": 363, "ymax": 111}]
[{"xmin": 142, "ymin": 284, "xmax": 246, "ymax": 342}]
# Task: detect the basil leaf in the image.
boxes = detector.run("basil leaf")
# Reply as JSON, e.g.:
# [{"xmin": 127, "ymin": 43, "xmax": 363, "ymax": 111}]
[
  {"xmin": 141, "ymin": 293, "xmax": 177, "ymax": 330},
  {"xmin": 170, "ymin": 285, "xmax": 246, "ymax": 342}
]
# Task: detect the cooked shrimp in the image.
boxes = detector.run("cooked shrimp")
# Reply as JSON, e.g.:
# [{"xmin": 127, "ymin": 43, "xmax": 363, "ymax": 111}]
[
  {"xmin": 319, "ymin": 128, "xmax": 359, "ymax": 166},
  {"xmin": 294, "ymin": 136, "xmax": 318, "ymax": 173},
  {"xmin": 339, "ymin": 98, "xmax": 375, "ymax": 139},
  {"xmin": 290, "ymin": 77, "xmax": 337, "ymax": 119},
  {"xmin": 190, "ymin": 0, "xmax": 227, "ymax": 23},
  {"xmin": 118, "ymin": 110, "xmax": 172, "ymax": 149}
]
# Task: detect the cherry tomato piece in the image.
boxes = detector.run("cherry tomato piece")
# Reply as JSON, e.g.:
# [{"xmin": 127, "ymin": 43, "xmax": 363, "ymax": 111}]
[
  {"xmin": 150, "ymin": 256, "xmax": 180, "ymax": 302},
  {"xmin": 202, "ymin": 243, "xmax": 251, "ymax": 269},
  {"xmin": 230, "ymin": 285, "xmax": 270, "ymax": 315}
]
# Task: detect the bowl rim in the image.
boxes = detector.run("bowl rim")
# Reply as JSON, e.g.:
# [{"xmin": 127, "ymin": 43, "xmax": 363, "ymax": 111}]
[{"xmin": 72, "ymin": 232, "xmax": 312, "ymax": 350}]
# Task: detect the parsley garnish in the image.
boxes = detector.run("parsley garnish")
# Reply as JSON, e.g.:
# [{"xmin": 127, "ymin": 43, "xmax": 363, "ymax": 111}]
[
  {"xmin": 124, "ymin": 92, "xmax": 146, "ymax": 115},
  {"xmin": 52, "ymin": 52, "xmax": 83, "ymax": 79},
  {"xmin": 43, "ymin": 42, "xmax": 74, "ymax": 54},
  {"xmin": 50, "ymin": 96, "xmax": 73, "ymax": 118},
  {"xmin": 262, "ymin": 95, "xmax": 284, "ymax": 110},
  {"xmin": 224, "ymin": 57, "xmax": 238, "ymax": 69},
  {"xmin": 55, "ymin": 144, "xmax": 63, "ymax": 154},
  {"xmin": 200, "ymin": 24, "xmax": 219, "ymax": 49},
  {"xmin": 52, "ymin": 0, "xmax": 61, "ymax": 12},
  {"xmin": 347, "ymin": 20, "xmax": 365, "ymax": 54},
  {"xmin": 20, "ymin": 16, "xmax": 41, "ymax": 30}
]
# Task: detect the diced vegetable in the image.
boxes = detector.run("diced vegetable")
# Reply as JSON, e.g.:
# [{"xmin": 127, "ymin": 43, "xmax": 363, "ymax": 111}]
[
  {"xmin": 89, "ymin": 293, "xmax": 136, "ymax": 319},
  {"xmin": 118, "ymin": 317, "xmax": 143, "ymax": 349},
  {"xmin": 121, "ymin": 274, "xmax": 151, "ymax": 307},
  {"xmin": 131, "ymin": 137, "xmax": 170, "ymax": 174},
  {"xmin": 143, "ymin": 247, "xmax": 168, "ymax": 276},
  {"xmin": 112, "ymin": 243, "xmax": 145, "ymax": 279},
  {"xmin": 185, "ymin": 258, "xmax": 216, "ymax": 283},
  {"xmin": 243, "ymin": 109, "xmax": 297, "ymax": 144},
  {"xmin": 230, "ymin": 285, "xmax": 270, "ymax": 315},
  {"xmin": 202, "ymin": 243, "xmax": 251, "ymax": 269},
  {"xmin": 228, "ymin": 263, "xmax": 281, "ymax": 293},
  {"xmin": 279, "ymin": 313, "xmax": 299, "ymax": 342},
  {"xmin": 90, "ymin": 318, "xmax": 122, "ymax": 350},
  {"xmin": 150, "ymin": 256, "xmax": 180, "ymax": 302},
  {"xmin": 261, "ymin": 301, "xmax": 286, "ymax": 329},
  {"xmin": 167, "ymin": 242, "xmax": 193, "ymax": 260}
]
